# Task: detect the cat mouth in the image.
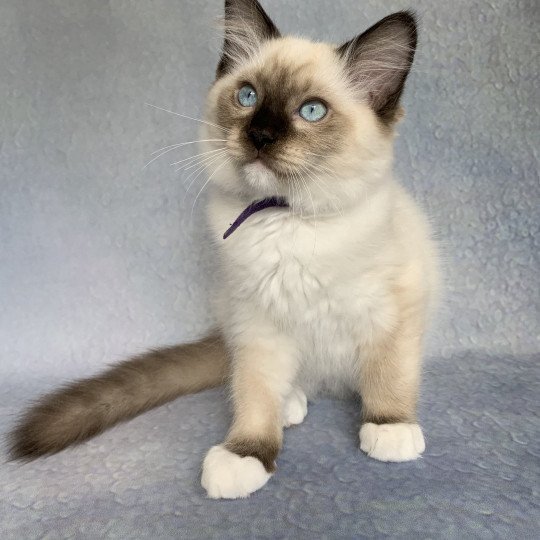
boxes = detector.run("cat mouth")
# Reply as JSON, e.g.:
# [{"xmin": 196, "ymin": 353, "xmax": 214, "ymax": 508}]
[
  {"xmin": 249, "ymin": 154, "xmax": 274, "ymax": 169},
  {"xmin": 245, "ymin": 154, "xmax": 288, "ymax": 177},
  {"xmin": 244, "ymin": 156, "xmax": 277, "ymax": 175},
  {"xmin": 243, "ymin": 155, "xmax": 280, "ymax": 176},
  {"xmin": 241, "ymin": 157, "xmax": 283, "ymax": 194}
]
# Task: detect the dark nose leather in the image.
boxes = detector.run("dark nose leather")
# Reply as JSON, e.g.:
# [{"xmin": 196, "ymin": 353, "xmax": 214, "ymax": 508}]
[{"xmin": 248, "ymin": 127, "xmax": 277, "ymax": 150}]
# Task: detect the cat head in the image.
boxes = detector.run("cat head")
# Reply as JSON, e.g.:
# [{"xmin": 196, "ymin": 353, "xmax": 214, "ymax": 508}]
[{"xmin": 203, "ymin": 0, "xmax": 417, "ymax": 212}]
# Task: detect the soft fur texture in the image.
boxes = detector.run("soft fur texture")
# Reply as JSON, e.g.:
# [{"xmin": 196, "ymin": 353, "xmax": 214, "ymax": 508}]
[
  {"xmin": 9, "ymin": 1, "xmax": 439, "ymax": 500},
  {"xmin": 10, "ymin": 336, "xmax": 227, "ymax": 459}
]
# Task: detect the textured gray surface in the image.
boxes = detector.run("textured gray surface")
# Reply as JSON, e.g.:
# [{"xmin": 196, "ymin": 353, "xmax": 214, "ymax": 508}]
[
  {"xmin": 1, "ymin": 0, "xmax": 538, "ymax": 538},
  {"xmin": 1, "ymin": 353, "xmax": 539, "ymax": 538}
]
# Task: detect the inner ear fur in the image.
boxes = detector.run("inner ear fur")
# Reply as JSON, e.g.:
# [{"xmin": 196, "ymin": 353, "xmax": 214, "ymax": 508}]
[{"xmin": 337, "ymin": 11, "xmax": 417, "ymax": 125}]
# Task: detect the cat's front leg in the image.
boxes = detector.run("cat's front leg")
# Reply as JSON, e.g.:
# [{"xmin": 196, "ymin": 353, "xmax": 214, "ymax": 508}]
[
  {"xmin": 201, "ymin": 332, "xmax": 298, "ymax": 499},
  {"xmin": 358, "ymin": 315, "xmax": 426, "ymax": 462}
]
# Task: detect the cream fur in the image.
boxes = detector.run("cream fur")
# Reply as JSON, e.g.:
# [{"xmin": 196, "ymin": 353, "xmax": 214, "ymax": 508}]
[
  {"xmin": 202, "ymin": 445, "xmax": 272, "ymax": 499},
  {"xmin": 360, "ymin": 423, "xmax": 426, "ymax": 462},
  {"xmin": 199, "ymin": 17, "xmax": 438, "ymax": 499}
]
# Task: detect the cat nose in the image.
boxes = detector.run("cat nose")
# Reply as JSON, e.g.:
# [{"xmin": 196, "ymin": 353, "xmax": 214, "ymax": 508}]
[{"xmin": 248, "ymin": 127, "xmax": 277, "ymax": 151}]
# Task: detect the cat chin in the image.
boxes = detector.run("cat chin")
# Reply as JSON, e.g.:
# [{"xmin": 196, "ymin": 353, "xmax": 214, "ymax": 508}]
[{"xmin": 242, "ymin": 160, "xmax": 280, "ymax": 194}]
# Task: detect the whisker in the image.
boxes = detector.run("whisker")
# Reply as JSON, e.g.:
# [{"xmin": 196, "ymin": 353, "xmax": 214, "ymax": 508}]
[
  {"xmin": 298, "ymin": 163, "xmax": 328, "ymax": 191},
  {"xmin": 144, "ymin": 140, "xmax": 225, "ymax": 170},
  {"xmin": 191, "ymin": 157, "xmax": 231, "ymax": 217},
  {"xmin": 145, "ymin": 103, "xmax": 231, "ymax": 134},
  {"xmin": 305, "ymin": 153, "xmax": 335, "ymax": 173},
  {"xmin": 285, "ymin": 167, "xmax": 303, "ymax": 251},
  {"xmin": 182, "ymin": 152, "xmax": 227, "ymax": 201},
  {"xmin": 291, "ymin": 169, "xmax": 304, "ymax": 220},
  {"xmin": 306, "ymin": 151, "xmax": 330, "ymax": 158},
  {"xmin": 182, "ymin": 150, "xmax": 228, "ymax": 171},
  {"xmin": 286, "ymin": 170, "xmax": 300, "ymax": 251},
  {"xmin": 307, "ymin": 163, "xmax": 339, "ymax": 186},
  {"xmin": 175, "ymin": 150, "xmax": 227, "ymax": 172},
  {"xmin": 299, "ymin": 164, "xmax": 344, "ymax": 217},
  {"xmin": 296, "ymin": 169, "xmax": 318, "ymax": 256},
  {"xmin": 152, "ymin": 140, "xmax": 226, "ymax": 156},
  {"xmin": 170, "ymin": 147, "xmax": 226, "ymax": 166}
]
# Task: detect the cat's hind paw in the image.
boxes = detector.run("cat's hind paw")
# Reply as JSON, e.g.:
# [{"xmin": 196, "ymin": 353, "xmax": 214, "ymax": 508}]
[
  {"xmin": 282, "ymin": 388, "xmax": 308, "ymax": 427},
  {"xmin": 201, "ymin": 445, "xmax": 272, "ymax": 499},
  {"xmin": 359, "ymin": 422, "xmax": 425, "ymax": 462}
]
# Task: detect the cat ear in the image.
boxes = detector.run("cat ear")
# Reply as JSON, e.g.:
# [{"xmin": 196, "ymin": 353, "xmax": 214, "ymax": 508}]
[
  {"xmin": 217, "ymin": 0, "xmax": 280, "ymax": 77},
  {"xmin": 337, "ymin": 11, "xmax": 417, "ymax": 124}
]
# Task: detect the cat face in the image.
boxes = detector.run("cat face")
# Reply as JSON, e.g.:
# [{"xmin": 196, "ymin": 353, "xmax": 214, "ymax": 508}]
[
  {"xmin": 203, "ymin": 1, "xmax": 417, "ymax": 212},
  {"xmin": 212, "ymin": 39, "xmax": 355, "ymax": 176}
]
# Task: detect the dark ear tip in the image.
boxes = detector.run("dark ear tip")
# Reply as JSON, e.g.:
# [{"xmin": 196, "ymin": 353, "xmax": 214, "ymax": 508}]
[
  {"xmin": 388, "ymin": 10, "xmax": 417, "ymax": 25},
  {"xmin": 386, "ymin": 10, "xmax": 418, "ymax": 46},
  {"xmin": 386, "ymin": 10, "xmax": 418, "ymax": 32}
]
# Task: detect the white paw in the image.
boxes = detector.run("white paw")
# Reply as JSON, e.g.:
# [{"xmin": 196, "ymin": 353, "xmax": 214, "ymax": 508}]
[
  {"xmin": 201, "ymin": 445, "xmax": 272, "ymax": 499},
  {"xmin": 359, "ymin": 423, "xmax": 425, "ymax": 462},
  {"xmin": 282, "ymin": 388, "xmax": 308, "ymax": 427}
]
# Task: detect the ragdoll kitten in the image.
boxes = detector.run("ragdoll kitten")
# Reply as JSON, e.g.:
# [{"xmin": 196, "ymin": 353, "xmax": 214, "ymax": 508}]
[{"xmin": 10, "ymin": 0, "xmax": 439, "ymax": 499}]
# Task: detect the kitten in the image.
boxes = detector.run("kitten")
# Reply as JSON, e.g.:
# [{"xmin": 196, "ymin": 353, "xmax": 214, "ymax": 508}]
[{"xmin": 9, "ymin": 0, "xmax": 439, "ymax": 500}]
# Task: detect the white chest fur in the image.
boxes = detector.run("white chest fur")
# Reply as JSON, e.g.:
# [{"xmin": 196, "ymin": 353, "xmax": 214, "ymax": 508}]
[{"xmin": 207, "ymin": 188, "xmax": 404, "ymax": 393}]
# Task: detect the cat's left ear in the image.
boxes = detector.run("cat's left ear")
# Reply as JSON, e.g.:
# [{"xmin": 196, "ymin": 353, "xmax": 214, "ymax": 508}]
[
  {"xmin": 337, "ymin": 11, "xmax": 417, "ymax": 125},
  {"xmin": 217, "ymin": 0, "xmax": 280, "ymax": 77}
]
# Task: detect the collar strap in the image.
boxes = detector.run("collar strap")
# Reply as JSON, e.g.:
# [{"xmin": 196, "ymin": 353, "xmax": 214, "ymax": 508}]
[{"xmin": 223, "ymin": 196, "xmax": 289, "ymax": 239}]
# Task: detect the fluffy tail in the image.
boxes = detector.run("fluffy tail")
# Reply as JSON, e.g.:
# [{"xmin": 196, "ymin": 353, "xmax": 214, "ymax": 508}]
[{"xmin": 9, "ymin": 334, "xmax": 227, "ymax": 460}]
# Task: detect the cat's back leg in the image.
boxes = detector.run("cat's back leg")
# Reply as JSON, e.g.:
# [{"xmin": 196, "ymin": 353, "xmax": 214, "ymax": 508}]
[{"xmin": 282, "ymin": 386, "xmax": 308, "ymax": 427}]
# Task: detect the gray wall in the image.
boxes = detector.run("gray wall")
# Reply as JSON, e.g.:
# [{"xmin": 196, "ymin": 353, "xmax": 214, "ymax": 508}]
[{"xmin": 1, "ymin": 0, "xmax": 538, "ymax": 385}]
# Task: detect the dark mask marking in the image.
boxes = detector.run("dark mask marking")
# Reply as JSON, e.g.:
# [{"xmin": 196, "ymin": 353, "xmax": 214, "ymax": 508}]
[{"xmin": 247, "ymin": 101, "xmax": 290, "ymax": 150}]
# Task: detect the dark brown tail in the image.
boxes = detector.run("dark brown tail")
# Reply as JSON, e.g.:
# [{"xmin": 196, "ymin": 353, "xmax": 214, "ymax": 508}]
[{"xmin": 9, "ymin": 334, "xmax": 228, "ymax": 460}]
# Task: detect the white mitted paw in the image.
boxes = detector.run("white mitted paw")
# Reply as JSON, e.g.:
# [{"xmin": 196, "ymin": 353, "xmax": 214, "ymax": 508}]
[
  {"xmin": 201, "ymin": 445, "xmax": 272, "ymax": 499},
  {"xmin": 282, "ymin": 388, "xmax": 308, "ymax": 427},
  {"xmin": 360, "ymin": 423, "xmax": 425, "ymax": 462}
]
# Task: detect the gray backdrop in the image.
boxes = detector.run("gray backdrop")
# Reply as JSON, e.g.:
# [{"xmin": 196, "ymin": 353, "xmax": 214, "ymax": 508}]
[{"xmin": 1, "ymin": 1, "xmax": 538, "ymax": 538}]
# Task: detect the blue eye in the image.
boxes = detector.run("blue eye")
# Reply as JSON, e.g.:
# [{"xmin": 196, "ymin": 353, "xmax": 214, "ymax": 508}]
[
  {"xmin": 299, "ymin": 100, "xmax": 327, "ymax": 122},
  {"xmin": 238, "ymin": 85, "xmax": 258, "ymax": 107}
]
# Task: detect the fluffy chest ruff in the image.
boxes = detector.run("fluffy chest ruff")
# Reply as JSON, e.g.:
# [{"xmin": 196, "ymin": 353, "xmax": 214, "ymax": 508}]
[{"xmin": 208, "ymin": 189, "xmax": 402, "ymax": 392}]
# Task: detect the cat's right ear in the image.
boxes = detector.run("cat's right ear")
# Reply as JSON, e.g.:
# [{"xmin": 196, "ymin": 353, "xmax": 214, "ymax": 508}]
[{"xmin": 217, "ymin": 0, "xmax": 280, "ymax": 78}]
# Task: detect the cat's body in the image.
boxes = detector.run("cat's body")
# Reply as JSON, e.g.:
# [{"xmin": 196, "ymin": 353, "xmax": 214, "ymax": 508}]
[
  {"xmin": 10, "ymin": 1, "xmax": 439, "ymax": 500},
  {"xmin": 209, "ymin": 182, "xmax": 437, "ymax": 399}
]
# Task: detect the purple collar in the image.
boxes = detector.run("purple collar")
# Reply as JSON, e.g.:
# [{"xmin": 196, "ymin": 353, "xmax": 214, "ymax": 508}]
[{"xmin": 223, "ymin": 196, "xmax": 289, "ymax": 239}]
